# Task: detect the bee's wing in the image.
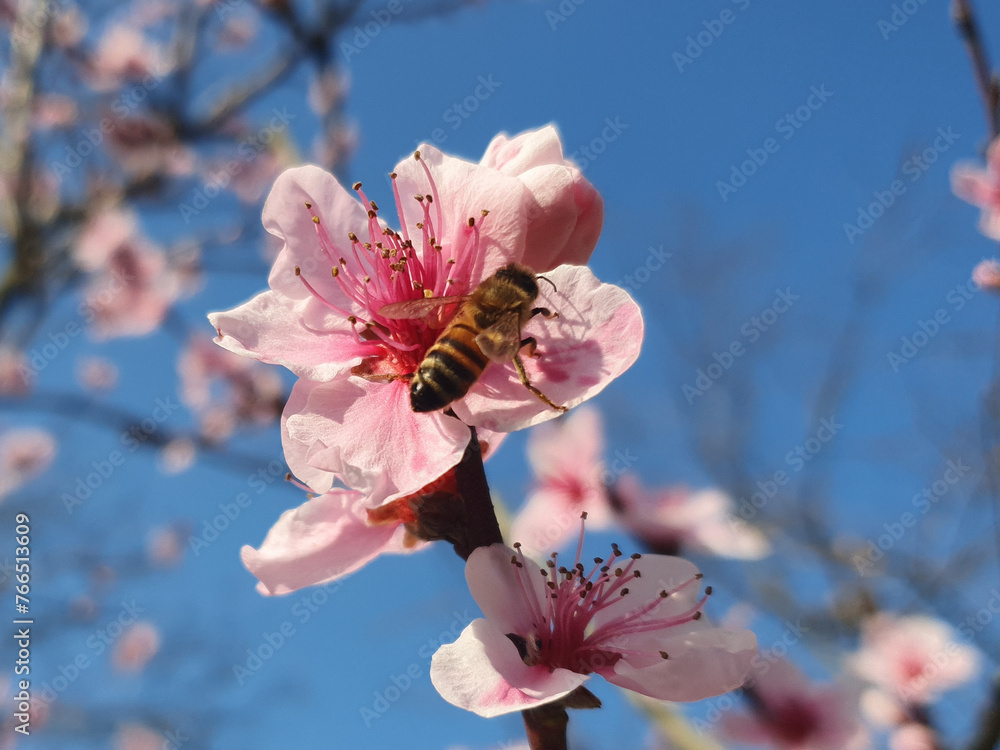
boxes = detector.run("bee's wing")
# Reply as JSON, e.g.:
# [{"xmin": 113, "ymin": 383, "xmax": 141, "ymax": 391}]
[
  {"xmin": 378, "ymin": 295, "xmax": 467, "ymax": 328},
  {"xmin": 475, "ymin": 311, "xmax": 523, "ymax": 363}
]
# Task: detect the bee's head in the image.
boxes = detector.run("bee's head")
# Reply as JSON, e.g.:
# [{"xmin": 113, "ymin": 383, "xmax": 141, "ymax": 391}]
[{"xmin": 494, "ymin": 263, "xmax": 539, "ymax": 299}]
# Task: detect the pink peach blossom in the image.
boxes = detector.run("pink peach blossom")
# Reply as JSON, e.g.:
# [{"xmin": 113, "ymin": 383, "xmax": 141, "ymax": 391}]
[
  {"xmin": 848, "ymin": 614, "xmax": 979, "ymax": 705},
  {"xmin": 0, "ymin": 347, "xmax": 31, "ymax": 396},
  {"xmin": 114, "ymin": 723, "xmax": 166, "ymax": 750},
  {"xmin": 75, "ymin": 210, "xmax": 182, "ymax": 340},
  {"xmin": 720, "ymin": 659, "xmax": 868, "ymax": 750},
  {"xmin": 429, "ymin": 532, "xmax": 756, "ymax": 717},
  {"xmin": 146, "ymin": 524, "xmax": 186, "ymax": 567},
  {"xmin": 510, "ymin": 406, "xmax": 613, "ymax": 556},
  {"xmin": 952, "ymin": 137, "xmax": 1000, "ymax": 240},
  {"xmin": 159, "ymin": 438, "xmax": 197, "ymax": 474},
  {"xmin": 210, "ymin": 126, "xmax": 639, "ymax": 503},
  {"xmin": 614, "ymin": 476, "xmax": 771, "ymax": 560},
  {"xmin": 0, "ymin": 427, "xmax": 57, "ymax": 500},
  {"xmin": 889, "ymin": 723, "xmax": 936, "ymax": 750},
  {"xmin": 241, "ymin": 482, "xmax": 427, "ymax": 596},
  {"xmin": 972, "ymin": 259, "xmax": 1000, "ymax": 292},
  {"xmin": 105, "ymin": 114, "xmax": 191, "ymax": 178},
  {"xmin": 112, "ymin": 621, "xmax": 161, "ymax": 672},
  {"xmin": 76, "ymin": 356, "xmax": 119, "ymax": 392},
  {"xmin": 88, "ymin": 25, "xmax": 170, "ymax": 91}
]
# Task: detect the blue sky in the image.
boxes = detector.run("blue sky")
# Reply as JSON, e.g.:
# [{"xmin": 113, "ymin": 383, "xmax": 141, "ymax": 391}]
[{"xmin": 9, "ymin": 0, "xmax": 1000, "ymax": 748}]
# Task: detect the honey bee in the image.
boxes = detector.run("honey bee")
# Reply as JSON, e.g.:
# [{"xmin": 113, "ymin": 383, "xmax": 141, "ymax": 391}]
[{"xmin": 378, "ymin": 263, "xmax": 567, "ymax": 414}]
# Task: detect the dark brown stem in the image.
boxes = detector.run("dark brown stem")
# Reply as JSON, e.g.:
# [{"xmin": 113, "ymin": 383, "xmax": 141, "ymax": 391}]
[
  {"xmin": 450, "ymin": 427, "xmax": 504, "ymax": 559},
  {"xmin": 953, "ymin": 0, "xmax": 1000, "ymax": 139},
  {"xmin": 522, "ymin": 703, "xmax": 569, "ymax": 750},
  {"xmin": 966, "ymin": 672, "xmax": 1000, "ymax": 750}
]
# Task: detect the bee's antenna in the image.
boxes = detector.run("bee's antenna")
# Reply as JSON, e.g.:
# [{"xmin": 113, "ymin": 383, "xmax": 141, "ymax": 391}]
[{"xmin": 537, "ymin": 275, "xmax": 558, "ymax": 293}]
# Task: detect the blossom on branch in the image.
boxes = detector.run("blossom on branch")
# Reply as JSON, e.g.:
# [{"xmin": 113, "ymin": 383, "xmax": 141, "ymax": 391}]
[
  {"xmin": 952, "ymin": 137, "xmax": 1000, "ymax": 240},
  {"xmin": 210, "ymin": 126, "xmax": 643, "ymax": 502},
  {"xmin": 429, "ymin": 526, "xmax": 756, "ymax": 717}
]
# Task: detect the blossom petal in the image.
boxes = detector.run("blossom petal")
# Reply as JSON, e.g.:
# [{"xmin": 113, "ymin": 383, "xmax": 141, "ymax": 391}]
[
  {"xmin": 453, "ymin": 264, "xmax": 642, "ymax": 433},
  {"xmin": 392, "ymin": 144, "xmax": 530, "ymax": 287},
  {"xmin": 951, "ymin": 164, "xmax": 996, "ymax": 208},
  {"xmin": 209, "ymin": 291, "xmax": 368, "ymax": 382},
  {"xmin": 430, "ymin": 618, "xmax": 588, "ymax": 717},
  {"xmin": 481, "ymin": 125, "xmax": 602, "ymax": 269},
  {"xmin": 241, "ymin": 489, "xmax": 420, "ymax": 595},
  {"xmin": 261, "ymin": 165, "xmax": 372, "ymax": 300},
  {"xmin": 282, "ymin": 377, "xmax": 471, "ymax": 500},
  {"xmin": 605, "ymin": 624, "xmax": 756, "ymax": 702},
  {"xmin": 465, "ymin": 544, "xmax": 547, "ymax": 634}
]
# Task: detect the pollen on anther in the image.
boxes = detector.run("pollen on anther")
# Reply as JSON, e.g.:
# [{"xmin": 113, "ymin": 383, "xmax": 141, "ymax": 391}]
[
  {"xmin": 481, "ymin": 209, "xmax": 489, "ymax": 217},
  {"xmin": 705, "ymin": 586, "xmax": 713, "ymax": 595},
  {"xmin": 659, "ymin": 590, "xmax": 669, "ymax": 598},
  {"xmin": 659, "ymin": 651, "xmax": 670, "ymax": 660},
  {"xmin": 695, "ymin": 573, "xmax": 704, "ymax": 580},
  {"xmin": 693, "ymin": 611, "xmax": 703, "ymax": 620},
  {"xmin": 580, "ymin": 511, "xmax": 589, "ymax": 520},
  {"xmin": 352, "ymin": 182, "xmax": 362, "ymax": 191},
  {"xmin": 312, "ymin": 216, "xmax": 320, "ymax": 224},
  {"xmin": 294, "ymin": 266, "xmax": 301, "ymax": 276},
  {"xmin": 594, "ymin": 557, "xmax": 603, "ymax": 564},
  {"xmin": 467, "ymin": 217, "xmax": 475, "ymax": 227},
  {"xmin": 348, "ymin": 232, "xmax": 358, "ymax": 242},
  {"xmin": 331, "ymin": 268, "xmax": 339, "ymax": 278},
  {"xmin": 414, "ymin": 150, "xmax": 421, "ymax": 160},
  {"xmin": 619, "ymin": 588, "xmax": 629, "ymax": 596},
  {"xmin": 633, "ymin": 570, "xmax": 642, "ymax": 578},
  {"xmin": 285, "ymin": 473, "xmax": 292, "ymax": 481},
  {"xmin": 630, "ymin": 553, "xmax": 641, "ymax": 560},
  {"xmin": 304, "ymin": 201, "xmax": 312, "ymax": 209},
  {"xmin": 389, "ymin": 172, "xmax": 397, "ymax": 179},
  {"xmin": 512, "ymin": 541, "xmax": 521, "ymax": 549},
  {"xmin": 370, "ymin": 200, "xmax": 379, "ymax": 211}
]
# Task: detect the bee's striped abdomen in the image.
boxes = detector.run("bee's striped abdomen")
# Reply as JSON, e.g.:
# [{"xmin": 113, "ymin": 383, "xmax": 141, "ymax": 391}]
[{"xmin": 409, "ymin": 319, "xmax": 489, "ymax": 413}]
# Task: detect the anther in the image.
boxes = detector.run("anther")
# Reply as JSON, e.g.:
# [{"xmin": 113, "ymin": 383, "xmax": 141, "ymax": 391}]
[
  {"xmin": 215, "ymin": 326, "xmax": 223, "ymax": 338},
  {"xmin": 695, "ymin": 573, "xmax": 704, "ymax": 580},
  {"xmin": 312, "ymin": 216, "xmax": 320, "ymax": 224},
  {"xmin": 659, "ymin": 651, "xmax": 669, "ymax": 660},
  {"xmin": 581, "ymin": 511, "xmax": 589, "ymax": 520},
  {"xmin": 693, "ymin": 611, "xmax": 703, "ymax": 620},
  {"xmin": 304, "ymin": 201, "xmax": 312, "ymax": 209},
  {"xmin": 705, "ymin": 586, "xmax": 713, "ymax": 595},
  {"xmin": 348, "ymin": 232, "xmax": 358, "ymax": 242},
  {"xmin": 659, "ymin": 590, "xmax": 669, "ymax": 598},
  {"xmin": 467, "ymin": 217, "xmax": 475, "ymax": 227},
  {"xmin": 389, "ymin": 172, "xmax": 397, "ymax": 179},
  {"xmin": 370, "ymin": 200, "xmax": 379, "ymax": 211},
  {"xmin": 353, "ymin": 182, "xmax": 362, "ymax": 191},
  {"xmin": 630, "ymin": 553, "xmax": 641, "ymax": 560},
  {"xmin": 594, "ymin": 557, "xmax": 603, "ymax": 564},
  {"xmin": 633, "ymin": 570, "xmax": 642, "ymax": 578},
  {"xmin": 619, "ymin": 588, "xmax": 629, "ymax": 596},
  {"xmin": 294, "ymin": 266, "xmax": 301, "ymax": 276},
  {"xmin": 331, "ymin": 267, "xmax": 339, "ymax": 277},
  {"xmin": 368, "ymin": 210, "xmax": 376, "ymax": 219},
  {"xmin": 512, "ymin": 542, "xmax": 521, "ymax": 549},
  {"xmin": 481, "ymin": 209, "xmax": 489, "ymax": 217},
  {"xmin": 414, "ymin": 150, "xmax": 421, "ymax": 160}
]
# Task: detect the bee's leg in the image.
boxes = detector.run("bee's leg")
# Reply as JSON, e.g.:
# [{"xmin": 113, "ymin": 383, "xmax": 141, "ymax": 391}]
[
  {"xmin": 356, "ymin": 372, "xmax": 414, "ymax": 383},
  {"xmin": 530, "ymin": 307, "xmax": 558, "ymax": 319},
  {"xmin": 520, "ymin": 336, "xmax": 540, "ymax": 358},
  {"xmin": 513, "ymin": 353, "xmax": 568, "ymax": 413}
]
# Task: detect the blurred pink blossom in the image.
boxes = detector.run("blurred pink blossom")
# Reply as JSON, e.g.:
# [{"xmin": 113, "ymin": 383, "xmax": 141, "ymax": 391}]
[
  {"xmin": 430, "ymin": 535, "xmax": 756, "ymax": 716},
  {"xmin": 308, "ymin": 69, "xmax": 347, "ymax": 116},
  {"xmin": 972, "ymin": 259, "xmax": 1000, "ymax": 292},
  {"xmin": 114, "ymin": 723, "xmax": 166, "ymax": 750},
  {"xmin": 76, "ymin": 356, "xmax": 119, "ymax": 392},
  {"xmin": 31, "ymin": 94, "xmax": 78, "ymax": 129},
  {"xmin": 112, "ymin": 621, "xmax": 161, "ymax": 672},
  {"xmin": 510, "ymin": 406, "xmax": 613, "ymax": 557},
  {"xmin": 720, "ymin": 659, "xmax": 869, "ymax": 750},
  {"xmin": 0, "ymin": 427, "xmax": 57, "ymax": 500},
  {"xmin": 75, "ymin": 209, "xmax": 182, "ymax": 340},
  {"xmin": 146, "ymin": 524, "xmax": 187, "ymax": 567},
  {"xmin": 88, "ymin": 25, "xmax": 171, "ymax": 91},
  {"xmin": 889, "ymin": 723, "xmax": 936, "ymax": 750},
  {"xmin": 105, "ymin": 114, "xmax": 192, "ymax": 178},
  {"xmin": 952, "ymin": 137, "xmax": 1000, "ymax": 240},
  {"xmin": 159, "ymin": 438, "xmax": 197, "ymax": 475},
  {"xmin": 848, "ymin": 614, "xmax": 979, "ymax": 706},
  {"xmin": 613, "ymin": 476, "xmax": 771, "ymax": 560},
  {"xmin": 0, "ymin": 348, "xmax": 31, "ymax": 396}
]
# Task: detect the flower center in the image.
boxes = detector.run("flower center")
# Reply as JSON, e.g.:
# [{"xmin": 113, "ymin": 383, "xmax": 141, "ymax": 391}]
[
  {"xmin": 291, "ymin": 152, "xmax": 492, "ymax": 375},
  {"xmin": 508, "ymin": 514, "xmax": 711, "ymax": 675}
]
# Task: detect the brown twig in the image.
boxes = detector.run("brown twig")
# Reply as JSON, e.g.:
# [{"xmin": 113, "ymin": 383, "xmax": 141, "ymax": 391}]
[{"xmin": 953, "ymin": 0, "xmax": 1000, "ymax": 140}]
